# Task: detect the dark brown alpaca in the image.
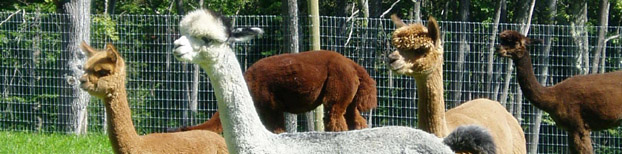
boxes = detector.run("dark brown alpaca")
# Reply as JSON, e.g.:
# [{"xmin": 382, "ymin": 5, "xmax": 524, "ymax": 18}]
[
  {"xmin": 497, "ymin": 30, "xmax": 622, "ymax": 154},
  {"xmin": 172, "ymin": 50, "xmax": 377, "ymax": 133}
]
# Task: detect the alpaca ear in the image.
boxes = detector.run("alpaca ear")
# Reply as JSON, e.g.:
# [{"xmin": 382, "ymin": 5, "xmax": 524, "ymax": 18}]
[
  {"xmin": 228, "ymin": 27, "xmax": 264, "ymax": 42},
  {"xmin": 390, "ymin": 14, "xmax": 406, "ymax": 28},
  {"xmin": 427, "ymin": 16, "xmax": 441, "ymax": 43},
  {"xmin": 80, "ymin": 41, "xmax": 97, "ymax": 57},
  {"xmin": 105, "ymin": 43, "xmax": 119, "ymax": 62}
]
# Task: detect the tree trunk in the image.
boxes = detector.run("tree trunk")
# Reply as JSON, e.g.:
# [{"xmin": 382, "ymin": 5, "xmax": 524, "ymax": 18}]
[
  {"xmin": 105, "ymin": 0, "xmax": 116, "ymax": 14},
  {"xmin": 516, "ymin": 0, "xmax": 535, "ymax": 124},
  {"xmin": 501, "ymin": 0, "xmax": 534, "ymax": 120},
  {"xmin": 452, "ymin": 0, "xmax": 470, "ymax": 106},
  {"xmin": 569, "ymin": 0, "xmax": 589, "ymax": 75},
  {"xmin": 176, "ymin": 0, "xmax": 185, "ymax": 15},
  {"xmin": 32, "ymin": 8, "xmax": 43, "ymax": 132},
  {"xmin": 189, "ymin": 65, "xmax": 199, "ymax": 120},
  {"xmin": 600, "ymin": 35, "xmax": 620, "ymax": 73},
  {"xmin": 358, "ymin": 0, "xmax": 369, "ymax": 63},
  {"xmin": 308, "ymin": 0, "xmax": 324, "ymax": 131},
  {"xmin": 412, "ymin": 0, "xmax": 422, "ymax": 23},
  {"xmin": 529, "ymin": 1, "xmax": 557, "ymax": 153},
  {"xmin": 64, "ymin": 0, "xmax": 92, "ymax": 135},
  {"xmin": 591, "ymin": 0, "xmax": 610, "ymax": 74},
  {"xmin": 369, "ymin": 0, "xmax": 381, "ymax": 18},
  {"xmin": 282, "ymin": 0, "xmax": 300, "ymax": 133},
  {"xmin": 491, "ymin": 0, "xmax": 507, "ymax": 101},
  {"xmin": 486, "ymin": 0, "xmax": 505, "ymax": 100},
  {"xmin": 101, "ymin": 0, "xmax": 117, "ymax": 134},
  {"xmin": 443, "ymin": 0, "xmax": 457, "ymax": 21},
  {"xmin": 335, "ymin": 0, "xmax": 349, "ymax": 17},
  {"xmin": 359, "ymin": 0, "xmax": 369, "ymax": 26}
]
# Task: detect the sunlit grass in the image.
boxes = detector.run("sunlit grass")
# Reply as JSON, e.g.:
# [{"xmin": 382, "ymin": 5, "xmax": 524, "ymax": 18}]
[{"xmin": 0, "ymin": 131, "xmax": 112, "ymax": 153}]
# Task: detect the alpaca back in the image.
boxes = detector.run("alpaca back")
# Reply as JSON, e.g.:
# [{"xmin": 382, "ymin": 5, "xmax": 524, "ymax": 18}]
[
  {"xmin": 244, "ymin": 50, "xmax": 377, "ymax": 113},
  {"xmin": 139, "ymin": 130, "xmax": 228, "ymax": 153},
  {"xmin": 275, "ymin": 126, "xmax": 454, "ymax": 153},
  {"xmin": 445, "ymin": 99, "xmax": 526, "ymax": 154}
]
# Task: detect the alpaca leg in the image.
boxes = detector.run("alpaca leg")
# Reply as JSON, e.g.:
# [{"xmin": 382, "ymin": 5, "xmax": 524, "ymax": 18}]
[
  {"xmin": 167, "ymin": 112, "xmax": 223, "ymax": 133},
  {"xmin": 323, "ymin": 102, "xmax": 349, "ymax": 131},
  {"xmin": 567, "ymin": 129, "xmax": 593, "ymax": 154},
  {"xmin": 345, "ymin": 104, "xmax": 368, "ymax": 130},
  {"xmin": 323, "ymin": 67, "xmax": 358, "ymax": 131},
  {"xmin": 257, "ymin": 108, "xmax": 286, "ymax": 133}
]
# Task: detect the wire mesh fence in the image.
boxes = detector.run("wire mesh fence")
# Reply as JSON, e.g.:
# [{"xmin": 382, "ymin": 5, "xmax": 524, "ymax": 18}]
[{"xmin": 1, "ymin": 11, "xmax": 622, "ymax": 153}]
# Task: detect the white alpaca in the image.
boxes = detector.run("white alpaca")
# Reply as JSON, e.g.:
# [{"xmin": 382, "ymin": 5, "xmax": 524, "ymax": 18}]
[{"xmin": 172, "ymin": 9, "xmax": 495, "ymax": 154}]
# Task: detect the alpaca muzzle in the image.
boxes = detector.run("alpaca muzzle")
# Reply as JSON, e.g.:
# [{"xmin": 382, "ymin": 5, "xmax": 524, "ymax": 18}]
[{"xmin": 495, "ymin": 46, "xmax": 510, "ymax": 57}]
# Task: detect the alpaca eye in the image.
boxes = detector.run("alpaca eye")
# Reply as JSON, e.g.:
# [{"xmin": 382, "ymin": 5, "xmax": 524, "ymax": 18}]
[
  {"xmin": 97, "ymin": 70, "xmax": 110, "ymax": 76},
  {"xmin": 201, "ymin": 37, "xmax": 213, "ymax": 44}
]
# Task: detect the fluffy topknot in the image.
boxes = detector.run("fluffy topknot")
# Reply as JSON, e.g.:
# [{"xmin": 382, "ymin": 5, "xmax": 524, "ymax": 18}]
[
  {"xmin": 179, "ymin": 9, "xmax": 232, "ymax": 42},
  {"xmin": 391, "ymin": 24, "xmax": 435, "ymax": 52}
]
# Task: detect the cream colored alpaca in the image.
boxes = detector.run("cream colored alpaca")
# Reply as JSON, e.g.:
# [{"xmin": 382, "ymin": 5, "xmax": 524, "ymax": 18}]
[
  {"xmin": 79, "ymin": 42, "xmax": 228, "ymax": 154},
  {"xmin": 170, "ymin": 9, "xmax": 498, "ymax": 154},
  {"xmin": 387, "ymin": 15, "xmax": 526, "ymax": 154}
]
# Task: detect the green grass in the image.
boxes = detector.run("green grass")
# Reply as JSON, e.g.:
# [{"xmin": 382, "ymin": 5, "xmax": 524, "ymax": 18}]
[{"xmin": 0, "ymin": 131, "xmax": 112, "ymax": 153}]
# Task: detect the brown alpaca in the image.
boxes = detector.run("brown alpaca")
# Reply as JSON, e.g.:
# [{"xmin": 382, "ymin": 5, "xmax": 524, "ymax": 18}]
[
  {"xmin": 497, "ymin": 30, "xmax": 622, "ymax": 154},
  {"xmin": 387, "ymin": 15, "xmax": 526, "ymax": 154},
  {"xmin": 173, "ymin": 50, "xmax": 377, "ymax": 133},
  {"xmin": 78, "ymin": 42, "xmax": 228, "ymax": 154}
]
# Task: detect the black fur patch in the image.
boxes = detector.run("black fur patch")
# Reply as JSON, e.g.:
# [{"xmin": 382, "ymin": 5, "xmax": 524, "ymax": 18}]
[
  {"xmin": 204, "ymin": 9, "xmax": 233, "ymax": 37},
  {"xmin": 443, "ymin": 125, "xmax": 496, "ymax": 154},
  {"xmin": 231, "ymin": 28, "xmax": 259, "ymax": 38}
]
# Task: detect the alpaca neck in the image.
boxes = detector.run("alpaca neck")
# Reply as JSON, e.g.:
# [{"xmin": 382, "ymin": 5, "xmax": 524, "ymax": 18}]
[
  {"xmin": 197, "ymin": 45, "xmax": 272, "ymax": 152},
  {"xmin": 414, "ymin": 66, "xmax": 448, "ymax": 137},
  {"xmin": 103, "ymin": 80, "xmax": 140, "ymax": 153},
  {"xmin": 513, "ymin": 53, "xmax": 556, "ymax": 112}
]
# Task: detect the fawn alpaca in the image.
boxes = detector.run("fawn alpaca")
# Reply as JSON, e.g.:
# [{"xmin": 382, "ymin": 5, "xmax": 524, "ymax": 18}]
[
  {"xmin": 79, "ymin": 42, "xmax": 227, "ymax": 154},
  {"xmin": 387, "ymin": 15, "xmax": 526, "ymax": 154}
]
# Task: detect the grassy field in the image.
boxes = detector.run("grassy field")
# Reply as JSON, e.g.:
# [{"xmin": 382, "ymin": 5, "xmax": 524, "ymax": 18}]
[{"xmin": 0, "ymin": 131, "xmax": 112, "ymax": 153}]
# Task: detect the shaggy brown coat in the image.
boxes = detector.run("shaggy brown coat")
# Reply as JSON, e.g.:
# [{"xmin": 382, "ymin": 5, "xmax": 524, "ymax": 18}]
[
  {"xmin": 388, "ymin": 15, "xmax": 526, "ymax": 154},
  {"xmin": 79, "ymin": 42, "xmax": 228, "ymax": 154},
  {"xmin": 174, "ymin": 50, "xmax": 377, "ymax": 133},
  {"xmin": 497, "ymin": 30, "xmax": 622, "ymax": 154}
]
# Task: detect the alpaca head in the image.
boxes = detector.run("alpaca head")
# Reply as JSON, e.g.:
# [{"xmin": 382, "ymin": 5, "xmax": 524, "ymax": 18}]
[
  {"xmin": 387, "ymin": 15, "xmax": 443, "ymax": 76},
  {"xmin": 173, "ymin": 9, "xmax": 263, "ymax": 63},
  {"xmin": 79, "ymin": 42, "xmax": 126, "ymax": 98},
  {"xmin": 497, "ymin": 30, "xmax": 532, "ymax": 60}
]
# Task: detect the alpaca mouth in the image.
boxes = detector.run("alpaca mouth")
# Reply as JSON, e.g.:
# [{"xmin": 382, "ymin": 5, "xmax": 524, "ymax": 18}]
[
  {"xmin": 172, "ymin": 48, "xmax": 190, "ymax": 60},
  {"xmin": 388, "ymin": 58, "xmax": 398, "ymax": 65},
  {"xmin": 495, "ymin": 47, "xmax": 510, "ymax": 57},
  {"xmin": 388, "ymin": 59, "xmax": 407, "ymax": 71},
  {"xmin": 80, "ymin": 84, "xmax": 88, "ymax": 91},
  {"xmin": 173, "ymin": 50, "xmax": 184, "ymax": 58}
]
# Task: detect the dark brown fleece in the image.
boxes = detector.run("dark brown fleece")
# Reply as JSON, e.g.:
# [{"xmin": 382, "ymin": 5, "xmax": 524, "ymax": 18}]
[
  {"xmin": 175, "ymin": 50, "xmax": 377, "ymax": 133},
  {"xmin": 498, "ymin": 30, "xmax": 622, "ymax": 154}
]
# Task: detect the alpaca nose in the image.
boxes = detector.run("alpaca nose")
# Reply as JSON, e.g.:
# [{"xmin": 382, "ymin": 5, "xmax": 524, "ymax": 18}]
[
  {"xmin": 79, "ymin": 75, "xmax": 87, "ymax": 84},
  {"xmin": 387, "ymin": 51, "xmax": 400, "ymax": 63},
  {"xmin": 388, "ymin": 57, "xmax": 397, "ymax": 64},
  {"xmin": 173, "ymin": 36, "xmax": 187, "ymax": 49}
]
